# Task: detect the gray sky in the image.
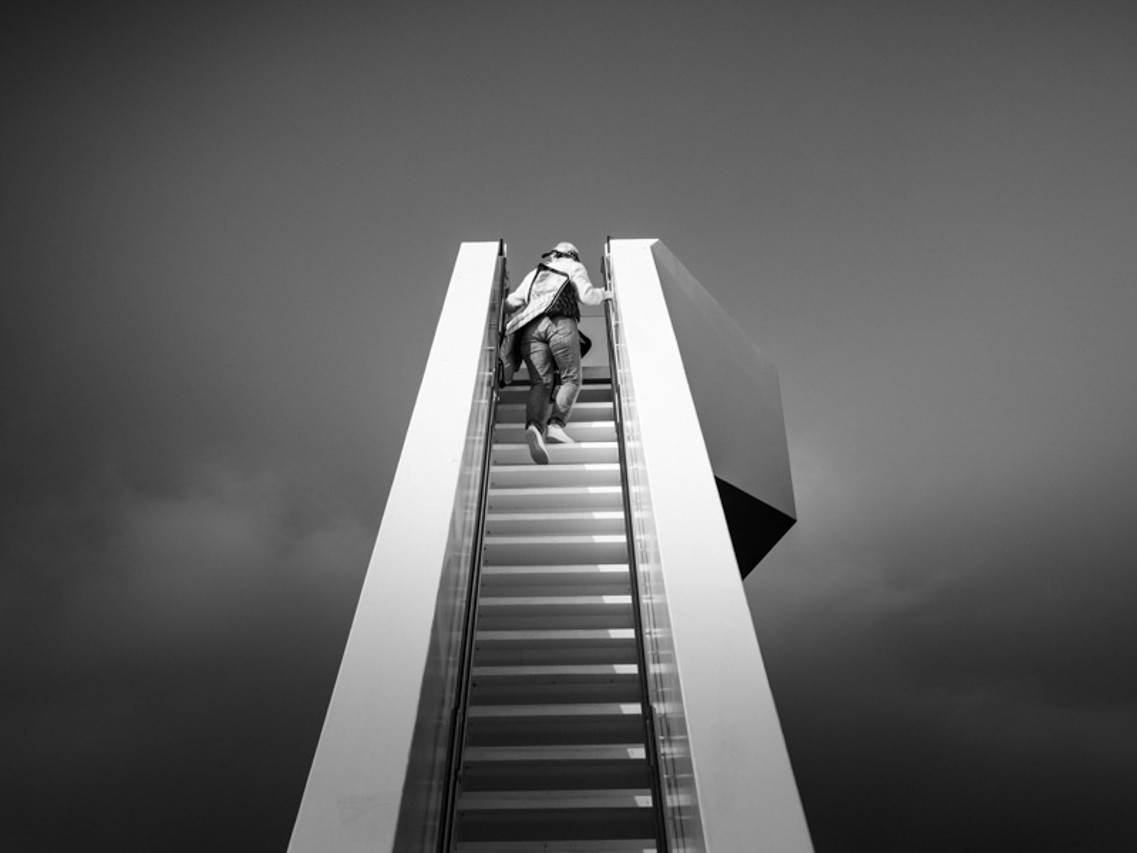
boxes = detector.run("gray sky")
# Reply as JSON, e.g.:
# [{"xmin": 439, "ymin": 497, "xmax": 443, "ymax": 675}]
[{"xmin": 4, "ymin": 2, "xmax": 1137, "ymax": 850}]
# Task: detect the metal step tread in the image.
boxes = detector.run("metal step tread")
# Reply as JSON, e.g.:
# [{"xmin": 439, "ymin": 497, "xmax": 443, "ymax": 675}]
[
  {"xmin": 472, "ymin": 650, "xmax": 637, "ymax": 673},
  {"xmin": 483, "ymin": 539, "xmax": 630, "ymax": 566},
  {"xmin": 486, "ymin": 510, "xmax": 625, "ymax": 523},
  {"xmin": 497, "ymin": 395, "xmax": 614, "ymax": 405},
  {"xmin": 468, "ymin": 703, "xmax": 643, "ymax": 718},
  {"xmin": 488, "ymin": 486, "xmax": 622, "ymax": 498},
  {"xmin": 475, "ymin": 629, "xmax": 636, "ymax": 641},
  {"xmin": 480, "ymin": 564, "xmax": 629, "ymax": 576},
  {"xmin": 456, "ymin": 842, "xmax": 656, "ymax": 852},
  {"xmin": 478, "ymin": 569, "xmax": 631, "ymax": 596},
  {"xmin": 495, "ymin": 421, "xmax": 617, "ymax": 437},
  {"xmin": 484, "ymin": 512, "xmax": 627, "ymax": 536},
  {"xmin": 493, "ymin": 441, "xmax": 618, "ymax": 451},
  {"xmin": 473, "ymin": 616, "xmax": 636, "ymax": 632},
  {"xmin": 472, "ymin": 664, "xmax": 638, "ymax": 677},
  {"xmin": 497, "ymin": 402, "xmax": 615, "ymax": 421},
  {"xmin": 501, "ymin": 377, "xmax": 613, "ymax": 386},
  {"xmin": 457, "ymin": 755, "xmax": 653, "ymax": 789},
  {"xmin": 500, "ymin": 379, "xmax": 613, "ymax": 395},
  {"xmin": 476, "ymin": 589, "xmax": 632, "ymax": 604},
  {"xmin": 458, "ymin": 790, "xmax": 653, "ymax": 810},
  {"xmin": 456, "ymin": 812, "xmax": 656, "ymax": 845},
  {"xmin": 478, "ymin": 595, "xmax": 633, "ymax": 607},
  {"xmin": 466, "ymin": 714, "xmax": 646, "ymax": 746},
  {"xmin": 470, "ymin": 675, "xmax": 640, "ymax": 694},
  {"xmin": 463, "ymin": 744, "xmax": 647, "ymax": 762},
  {"xmin": 484, "ymin": 534, "xmax": 627, "ymax": 546},
  {"xmin": 492, "ymin": 445, "xmax": 620, "ymax": 466},
  {"xmin": 491, "ymin": 462, "xmax": 620, "ymax": 471},
  {"xmin": 488, "ymin": 465, "xmax": 622, "ymax": 488},
  {"xmin": 478, "ymin": 575, "xmax": 631, "ymax": 598}
]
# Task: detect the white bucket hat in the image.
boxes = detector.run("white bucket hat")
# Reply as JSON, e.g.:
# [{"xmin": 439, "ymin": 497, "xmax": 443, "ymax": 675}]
[{"xmin": 542, "ymin": 241, "xmax": 581, "ymax": 262}]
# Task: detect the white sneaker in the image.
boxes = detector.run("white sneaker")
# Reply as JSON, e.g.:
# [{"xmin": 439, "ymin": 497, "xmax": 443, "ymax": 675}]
[
  {"xmin": 526, "ymin": 424, "xmax": 549, "ymax": 464},
  {"xmin": 545, "ymin": 423, "xmax": 575, "ymax": 445}
]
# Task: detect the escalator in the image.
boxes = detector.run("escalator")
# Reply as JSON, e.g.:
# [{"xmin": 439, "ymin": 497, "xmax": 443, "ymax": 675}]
[
  {"xmin": 441, "ymin": 298, "xmax": 668, "ymax": 851},
  {"xmin": 289, "ymin": 238, "xmax": 808, "ymax": 853}
]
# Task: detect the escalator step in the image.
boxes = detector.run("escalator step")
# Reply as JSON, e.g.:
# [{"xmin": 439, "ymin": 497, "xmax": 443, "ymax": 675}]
[
  {"xmin": 487, "ymin": 486, "xmax": 623, "ymax": 511},
  {"xmin": 456, "ymin": 842, "xmax": 655, "ymax": 852}
]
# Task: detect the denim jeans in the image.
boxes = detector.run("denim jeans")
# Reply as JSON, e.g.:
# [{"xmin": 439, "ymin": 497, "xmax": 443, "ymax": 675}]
[{"xmin": 520, "ymin": 315, "xmax": 581, "ymax": 430}]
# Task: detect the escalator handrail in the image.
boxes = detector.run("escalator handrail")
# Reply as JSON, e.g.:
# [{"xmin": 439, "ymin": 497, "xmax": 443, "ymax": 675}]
[{"xmin": 436, "ymin": 239, "xmax": 509, "ymax": 853}]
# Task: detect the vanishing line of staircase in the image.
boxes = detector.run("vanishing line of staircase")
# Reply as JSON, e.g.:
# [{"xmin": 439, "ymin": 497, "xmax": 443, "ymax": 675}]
[{"xmin": 447, "ymin": 372, "xmax": 666, "ymax": 853}]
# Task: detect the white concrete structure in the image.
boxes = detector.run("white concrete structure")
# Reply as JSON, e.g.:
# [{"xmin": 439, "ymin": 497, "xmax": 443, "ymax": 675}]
[
  {"xmin": 289, "ymin": 239, "xmax": 812, "ymax": 852},
  {"xmin": 606, "ymin": 240, "xmax": 811, "ymax": 852},
  {"xmin": 288, "ymin": 242, "xmax": 504, "ymax": 852}
]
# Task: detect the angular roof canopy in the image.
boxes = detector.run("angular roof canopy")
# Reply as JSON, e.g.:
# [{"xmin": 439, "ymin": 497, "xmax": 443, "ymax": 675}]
[{"xmin": 617, "ymin": 240, "xmax": 796, "ymax": 577}]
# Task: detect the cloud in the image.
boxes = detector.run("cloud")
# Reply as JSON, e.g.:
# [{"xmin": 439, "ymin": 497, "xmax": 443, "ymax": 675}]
[
  {"xmin": 0, "ymin": 459, "xmax": 375, "ymax": 850},
  {"xmin": 747, "ymin": 431, "xmax": 1137, "ymax": 850}
]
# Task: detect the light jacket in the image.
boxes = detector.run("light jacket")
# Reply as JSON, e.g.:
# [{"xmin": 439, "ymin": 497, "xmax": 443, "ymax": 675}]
[
  {"xmin": 498, "ymin": 256, "xmax": 607, "ymax": 383},
  {"xmin": 503, "ymin": 256, "xmax": 607, "ymax": 335}
]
